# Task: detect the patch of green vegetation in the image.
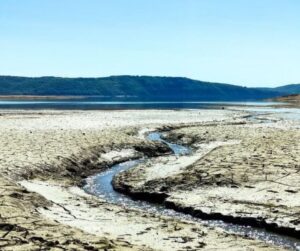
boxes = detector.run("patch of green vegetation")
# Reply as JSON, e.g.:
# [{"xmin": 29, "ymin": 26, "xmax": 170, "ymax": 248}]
[{"xmin": 0, "ymin": 75, "xmax": 293, "ymax": 101}]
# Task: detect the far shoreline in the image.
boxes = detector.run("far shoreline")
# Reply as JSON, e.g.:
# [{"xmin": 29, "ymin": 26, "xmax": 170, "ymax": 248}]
[{"xmin": 0, "ymin": 95, "xmax": 86, "ymax": 100}]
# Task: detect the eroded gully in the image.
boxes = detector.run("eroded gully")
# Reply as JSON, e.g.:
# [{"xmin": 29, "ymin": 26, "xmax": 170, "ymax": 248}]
[{"xmin": 83, "ymin": 129, "xmax": 300, "ymax": 251}]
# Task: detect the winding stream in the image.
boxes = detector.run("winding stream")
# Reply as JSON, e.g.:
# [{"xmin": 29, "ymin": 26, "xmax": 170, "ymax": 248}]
[{"xmin": 84, "ymin": 132, "xmax": 300, "ymax": 250}]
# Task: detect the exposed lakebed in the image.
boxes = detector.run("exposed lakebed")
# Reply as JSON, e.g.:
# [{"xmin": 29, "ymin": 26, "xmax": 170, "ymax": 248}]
[
  {"xmin": 8, "ymin": 108, "xmax": 299, "ymax": 250},
  {"xmin": 84, "ymin": 132, "xmax": 300, "ymax": 250}
]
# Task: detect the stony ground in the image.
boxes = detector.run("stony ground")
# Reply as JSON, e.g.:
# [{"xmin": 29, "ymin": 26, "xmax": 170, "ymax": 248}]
[{"xmin": 0, "ymin": 109, "xmax": 292, "ymax": 250}]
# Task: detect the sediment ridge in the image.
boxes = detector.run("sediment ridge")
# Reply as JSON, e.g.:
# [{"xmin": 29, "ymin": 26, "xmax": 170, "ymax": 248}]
[{"xmin": 113, "ymin": 120, "xmax": 300, "ymax": 244}]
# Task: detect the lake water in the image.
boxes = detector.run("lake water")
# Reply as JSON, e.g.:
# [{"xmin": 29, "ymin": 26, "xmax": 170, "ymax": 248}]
[
  {"xmin": 0, "ymin": 99, "xmax": 283, "ymax": 110},
  {"xmin": 1, "ymin": 99, "xmax": 300, "ymax": 121}
]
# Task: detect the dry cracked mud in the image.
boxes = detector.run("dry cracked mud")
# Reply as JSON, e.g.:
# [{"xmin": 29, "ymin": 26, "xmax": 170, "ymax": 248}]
[
  {"xmin": 0, "ymin": 109, "xmax": 297, "ymax": 250},
  {"xmin": 113, "ymin": 119, "xmax": 300, "ymax": 241}
]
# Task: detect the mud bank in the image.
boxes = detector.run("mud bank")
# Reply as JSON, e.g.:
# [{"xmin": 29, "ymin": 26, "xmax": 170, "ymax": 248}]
[
  {"xmin": 3, "ymin": 109, "xmax": 281, "ymax": 250},
  {"xmin": 21, "ymin": 178, "xmax": 283, "ymax": 251},
  {"xmin": 0, "ymin": 176, "xmax": 140, "ymax": 250},
  {"xmin": 113, "ymin": 119, "xmax": 300, "ymax": 248}
]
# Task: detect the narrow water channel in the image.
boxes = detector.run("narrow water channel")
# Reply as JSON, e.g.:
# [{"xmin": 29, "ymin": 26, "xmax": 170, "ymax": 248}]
[{"xmin": 83, "ymin": 132, "xmax": 300, "ymax": 250}]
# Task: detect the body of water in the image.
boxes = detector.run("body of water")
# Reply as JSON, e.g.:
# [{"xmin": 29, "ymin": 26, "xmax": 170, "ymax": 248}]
[{"xmin": 0, "ymin": 99, "xmax": 283, "ymax": 110}]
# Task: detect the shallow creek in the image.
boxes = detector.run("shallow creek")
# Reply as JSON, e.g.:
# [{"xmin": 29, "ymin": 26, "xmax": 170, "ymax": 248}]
[{"xmin": 84, "ymin": 132, "xmax": 300, "ymax": 250}]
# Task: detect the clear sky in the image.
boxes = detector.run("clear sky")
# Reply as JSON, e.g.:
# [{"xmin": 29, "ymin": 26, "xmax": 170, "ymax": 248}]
[{"xmin": 0, "ymin": 0, "xmax": 300, "ymax": 87}]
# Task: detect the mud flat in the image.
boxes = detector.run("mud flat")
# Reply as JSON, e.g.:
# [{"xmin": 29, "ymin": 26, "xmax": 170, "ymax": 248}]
[
  {"xmin": 0, "ymin": 108, "xmax": 293, "ymax": 250},
  {"xmin": 114, "ymin": 118, "xmax": 300, "ymax": 249}
]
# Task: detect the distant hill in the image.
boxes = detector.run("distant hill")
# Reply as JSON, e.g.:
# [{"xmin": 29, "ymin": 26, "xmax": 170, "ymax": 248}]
[
  {"xmin": 0, "ymin": 75, "xmax": 296, "ymax": 101},
  {"xmin": 273, "ymin": 84, "xmax": 300, "ymax": 94}
]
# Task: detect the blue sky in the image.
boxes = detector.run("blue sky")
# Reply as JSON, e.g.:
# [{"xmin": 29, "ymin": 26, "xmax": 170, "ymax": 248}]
[{"xmin": 0, "ymin": 0, "xmax": 300, "ymax": 87}]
